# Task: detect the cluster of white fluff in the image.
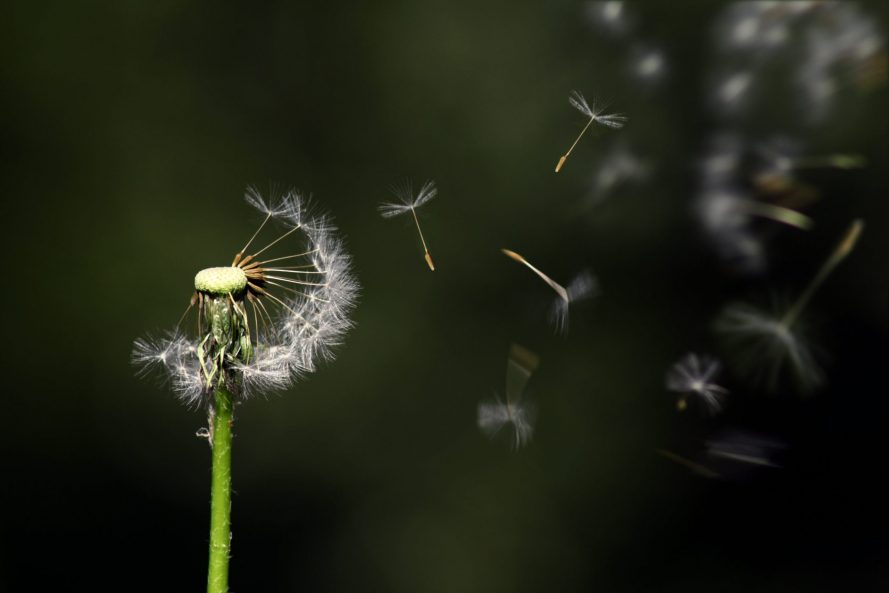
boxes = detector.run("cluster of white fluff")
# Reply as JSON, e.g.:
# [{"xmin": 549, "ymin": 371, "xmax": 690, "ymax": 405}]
[
  {"xmin": 132, "ymin": 189, "xmax": 359, "ymax": 407},
  {"xmin": 695, "ymin": 134, "xmax": 768, "ymax": 274},
  {"xmin": 697, "ymin": 3, "xmax": 882, "ymax": 274},
  {"xmin": 710, "ymin": 2, "xmax": 884, "ymax": 120}
]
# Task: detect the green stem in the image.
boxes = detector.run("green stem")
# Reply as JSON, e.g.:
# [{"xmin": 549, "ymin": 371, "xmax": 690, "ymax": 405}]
[{"xmin": 207, "ymin": 386, "xmax": 234, "ymax": 593}]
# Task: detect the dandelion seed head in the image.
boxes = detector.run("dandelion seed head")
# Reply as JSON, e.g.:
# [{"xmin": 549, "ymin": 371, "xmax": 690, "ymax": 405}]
[{"xmin": 133, "ymin": 188, "xmax": 359, "ymax": 407}]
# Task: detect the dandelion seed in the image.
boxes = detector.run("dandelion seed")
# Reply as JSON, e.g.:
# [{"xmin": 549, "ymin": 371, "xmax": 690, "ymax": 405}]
[
  {"xmin": 478, "ymin": 344, "xmax": 540, "ymax": 450},
  {"xmin": 555, "ymin": 91, "xmax": 627, "ymax": 173},
  {"xmin": 501, "ymin": 248, "xmax": 598, "ymax": 333},
  {"xmin": 379, "ymin": 179, "xmax": 438, "ymax": 271},
  {"xmin": 715, "ymin": 219, "xmax": 864, "ymax": 393},
  {"xmin": 706, "ymin": 429, "xmax": 785, "ymax": 469},
  {"xmin": 658, "ymin": 429, "xmax": 785, "ymax": 481},
  {"xmin": 665, "ymin": 353, "xmax": 728, "ymax": 415}
]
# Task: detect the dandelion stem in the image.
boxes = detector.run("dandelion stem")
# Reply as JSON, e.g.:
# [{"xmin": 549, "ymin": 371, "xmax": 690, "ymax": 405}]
[
  {"xmin": 555, "ymin": 117, "xmax": 595, "ymax": 173},
  {"xmin": 207, "ymin": 386, "xmax": 234, "ymax": 593},
  {"xmin": 781, "ymin": 219, "xmax": 864, "ymax": 328}
]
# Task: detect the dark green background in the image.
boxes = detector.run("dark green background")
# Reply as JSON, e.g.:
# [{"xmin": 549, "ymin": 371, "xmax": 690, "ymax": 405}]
[{"xmin": 2, "ymin": 1, "xmax": 888, "ymax": 591}]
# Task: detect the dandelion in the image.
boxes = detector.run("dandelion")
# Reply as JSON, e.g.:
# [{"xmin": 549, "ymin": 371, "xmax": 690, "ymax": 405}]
[
  {"xmin": 378, "ymin": 179, "xmax": 438, "ymax": 271},
  {"xmin": 715, "ymin": 219, "xmax": 863, "ymax": 393},
  {"xmin": 501, "ymin": 248, "xmax": 598, "ymax": 333},
  {"xmin": 478, "ymin": 344, "xmax": 540, "ymax": 449},
  {"xmin": 555, "ymin": 91, "xmax": 627, "ymax": 173},
  {"xmin": 132, "ymin": 187, "xmax": 358, "ymax": 592},
  {"xmin": 665, "ymin": 353, "xmax": 729, "ymax": 414}
]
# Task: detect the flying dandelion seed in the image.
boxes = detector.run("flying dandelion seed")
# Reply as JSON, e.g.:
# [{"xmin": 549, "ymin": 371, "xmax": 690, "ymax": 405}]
[
  {"xmin": 501, "ymin": 248, "xmax": 598, "ymax": 333},
  {"xmin": 665, "ymin": 353, "xmax": 728, "ymax": 415},
  {"xmin": 555, "ymin": 91, "xmax": 627, "ymax": 173},
  {"xmin": 715, "ymin": 219, "xmax": 864, "ymax": 393},
  {"xmin": 706, "ymin": 429, "xmax": 785, "ymax": 469},
  {"xmin": 478, "ymin": 344, "xmax": 540, "ymax": 450},
  {"xmin": 378, "ymin": 179, "xmax": 438, "ymax": 271},
  {"xmin": 658, "ymin": 429, "xmax": 785, "ymax": 481},
  {"xmin": 132, "ymin": 188, "xmax": 358, "ymax": 592}
]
